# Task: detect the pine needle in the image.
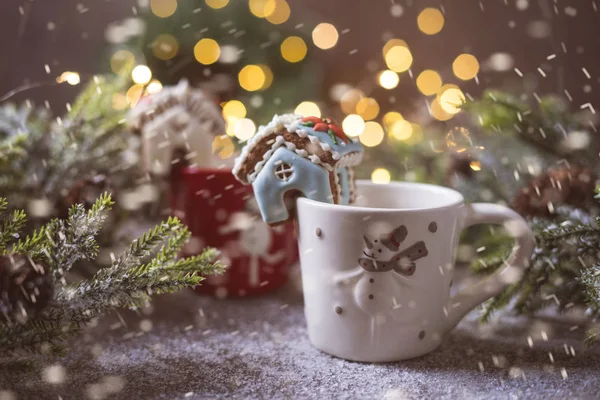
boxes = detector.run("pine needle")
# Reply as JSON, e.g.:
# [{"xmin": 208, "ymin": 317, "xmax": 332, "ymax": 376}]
[{"xmin": 0, "ymin": 195, "xmax": 224, "ymax": 355}]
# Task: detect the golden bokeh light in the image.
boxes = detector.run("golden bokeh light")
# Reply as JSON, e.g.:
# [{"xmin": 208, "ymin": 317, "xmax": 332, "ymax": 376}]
[
  {"xmin": 294, "ymin": 101, "xmax": 321, "ymax": 117},
  {"xmin": 222, "ymin": 100, "xmax": 247, "ymax": 119},
  {"xmin": 342, "ymin": 114, "xmax": 365, "ymax": 137},
  {"xmin": 430, "ymin": 98, "xmax": 454, "ymax": 121},
  {"xmin": 340, "ymin": 89, "xmax": 364, "ymax": 114},
  {"xmin": 416, "ymin": 69, "xmax": 442, "ymax": 96},
  {"xmin": 280, "ymin": 36, "xmax": 307, "ymax": 63},
  {"xmin": 371, "ymin": 168, "xmax": 391, "ymax": 184},
  {"xmin": 438, "ymin": 84, "xmax": 465, "ymax": 114},
  {"xmin": 382, "ymin": 39, "xmax": 408, "ymax": 58},
  {"xmin": 66, "ymin": 72, "xmax": 80, "ymax": 85},
  {"xmin": 359, "ymin": 121, "xmax": 384, "ymax": 147},
  {"xmin": 57, "ymin": 71, "xmax": 80, "ymax": 85},
  {"xmin": 266, "ymin": 0, "xmax": 290, "ymax": 24},
  {"xmin": 225, "ymin": 116, "xmax": 239, "ymax": 136},
  {"xmin": 258, "ymin": 64, "xmax": 273, "ymax": 89},
  {"xmin": 249, "ymin": 0, "xmax": 276, "ymax": 18},
  {"xmin": 151, "ymin": 0, "xmax": 177, "ymax": 18},
  {"xmin": 355, "ymin": 97, "xmax": 380, "ymax": 121},
  {"xmin": 131, "ymin": 65, "xmax": 152, "ymax": 85},
  {"xmin": 152, "ymin": 34, "xmax": 179, "ymax": 60},
  {"xmin": 212, "ymin": 134, "xmax": 235, "ymax": 159},
  {"xmin": 384, "ymin": 45, "xmax": 413, "ymax": 73},
  {"xmin": 417, "ymin": 7, "xmax": 444, "ymax": 35},
  {"xmin": 110, "ymin": 50, "xmax": 135, "ymax": 76},
  {"xmin": 234, "ymin": 118, "xmax": 257, "ymax": 141},
  {"xmin": 126, "ymin": 84, "xmax": 145, "ymax": 107},
  {"xmin": 452, "ymin": 53, "xmax": 480, "ymax": 80},
  {"xmin": 382, "ymin": 111, "xmax": 403, "ymax": 130},
  {"xmin": 378, "ymin": 70, "xmax": 400, "ymax": 89},
  {"xmin": 205, "ymin": 0, "xmax": 229, "ymax": 9},
  {"xmin": 146, "ymin": 80, "xmax": 163, "ymax": 94},
  {"xmin": 312, "ymin": 23, "xmax": 339, "ymax": 50},
  {"xmin": 469, "ymin": 161, "xmax": 482, "ymax": 171},
  {"xmin": 389, "ymin": 120, "xmax": 413, "ymax": 141},
  {"xmin": 194, "ymin": 38, "xmax": 220, "ymax": 65},
  {"xmin": 238, "ymin": 65, "xmax": 266, "ymax": 91}
]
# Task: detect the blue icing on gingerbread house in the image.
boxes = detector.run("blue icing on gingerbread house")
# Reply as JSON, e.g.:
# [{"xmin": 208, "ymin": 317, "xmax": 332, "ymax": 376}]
[{"xmin": 233, "ymin": 114, "xmax": 364, "ymax": 225}]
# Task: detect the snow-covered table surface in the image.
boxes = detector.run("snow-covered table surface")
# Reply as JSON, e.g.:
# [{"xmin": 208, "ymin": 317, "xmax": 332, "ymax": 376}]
[{"xmin": 2, "ymin": 275, "xmax": 599, "ymax": 400}]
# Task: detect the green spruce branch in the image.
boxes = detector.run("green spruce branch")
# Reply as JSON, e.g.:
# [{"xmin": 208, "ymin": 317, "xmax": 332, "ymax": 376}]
[
  {"xmin": 0, "ymin": 70, "xmax": 136, "ymax": 206},
  {"xmin": 463, "ymin": 90, "xmax": 596, "ymax": 165},
  {"xmin": 0, "ymin": 195, "xmax": 225, "ymax": 355},
  {"xmin": 472, "ymin": 214, "xmax": 600, "ymax": 343}
]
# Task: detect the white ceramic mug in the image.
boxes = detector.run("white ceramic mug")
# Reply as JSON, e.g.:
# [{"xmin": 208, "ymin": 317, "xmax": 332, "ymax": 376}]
[{"xmin": 296, "ymin": 180, "xmax": 534, "ymax": 362}]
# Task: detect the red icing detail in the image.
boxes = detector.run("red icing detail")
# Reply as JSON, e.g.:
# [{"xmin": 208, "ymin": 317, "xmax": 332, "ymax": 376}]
[
  {"xmin": 329, "ymin": 124, "xmax": 349, "ymax": 143},
  {"xmin": 313, "ymin": 122, "xmax": 329, "ymax": 132},
  {"xmin": 300, "ymin": 116, "xmax": 349, "ymax": 143}
]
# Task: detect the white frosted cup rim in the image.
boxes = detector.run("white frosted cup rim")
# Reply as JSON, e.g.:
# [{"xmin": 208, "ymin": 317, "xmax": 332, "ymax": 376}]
[{"xmin": 296, "ymin": 180, "xmax": 465, "ymax": 212}]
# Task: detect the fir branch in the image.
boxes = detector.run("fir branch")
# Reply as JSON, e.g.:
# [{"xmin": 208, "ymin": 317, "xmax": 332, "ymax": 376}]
[
  {"xmin": 463, "ymin": 90, "xmax": 594, "ymax": 164},
  {"xmin": 0, "ymin": 71, "xmax": 136, "ymax": 208},
  {"xmin": 0, "ymin": 320, "xmax": 80, "ymax": 356},
  {"xmin": 0, "ymin": 134, "xmax": 27, "ymax": 167},
  {"xmin": 538, "ymin": 219, "xmax": 600, "ymax": 245},
  {"xmin": 39, "ymin": 119, "xmax": 128, "ymax": 196},
  {"xmin": 67, "ymin": 245, "xmax": 222, "ymax": 310},
  {"xmin": 151, "ymin": 224, "xmax": 191, "ymax": 264},
  {"xmin": 53, "ymin": 219, "xmax": 223, "ymax": 334},
  {"xmin": 43, "ymin": 193, "xmax": 113, "ymax": 283},
  {"xmin": 10, "ymin": 226, "xmax": 47, "ymax": 257},
  {"xmin": 471, "ymin": 214, "xmax": 600, "ymax": 321},
  {"xmin": 480, "ymin": 281, "xmax": 522, "ymax": 322},
  {"xmin": 0, "ymin": 209, "xmax": 27, "ymax": 252},
  {"xmin": 585, "ymin": 326, "xmax": 600, "ymax": 346},
  {"xmin": 67, "ymin": 65, "xmax": 132, "ymax": 124},
  {"xmin": 146, "ymin": 249, "xmax": 223, "ymax": 276},
  {"xmin": 110, "ymin": 216, "xmax": 184, "ymax": 273},
  {"xmin": 580, "ymin": 265, "xmax": 600, "ymax": 311},
  {"xmin": 512, "ymin": 260, "xmax": 549, "ymax": 314},
  {"xmin": 0, "ymin": 195, "xmax": 224, "ymax": 355}
]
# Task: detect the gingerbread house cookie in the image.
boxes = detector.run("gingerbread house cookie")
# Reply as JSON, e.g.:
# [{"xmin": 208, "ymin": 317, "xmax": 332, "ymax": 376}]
[
  {"xmin": 127, "ymin": 79, "xmax": 226, "ymax": 175},
  {"xmin": 232, "ymin": 114, "xmax": 364, "ymax": 225}
]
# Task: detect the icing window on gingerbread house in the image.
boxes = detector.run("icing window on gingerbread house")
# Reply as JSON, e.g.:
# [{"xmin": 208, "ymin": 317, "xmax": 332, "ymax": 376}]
[{"xmin": 274, "ymin": 162, "xmax": 294, "ymax": 182}]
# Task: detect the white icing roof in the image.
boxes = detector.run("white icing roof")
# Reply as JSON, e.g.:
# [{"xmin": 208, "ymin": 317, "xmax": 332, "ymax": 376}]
[{"xmin": 232, "ymin": 114, "xmax": 302, "ymax": 184}]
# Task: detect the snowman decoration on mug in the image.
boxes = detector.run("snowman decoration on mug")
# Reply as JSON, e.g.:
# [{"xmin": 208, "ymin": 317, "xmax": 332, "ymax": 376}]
[{"xmin": 334, "ymin": 225, "xmax": 429, "ymax": 341}]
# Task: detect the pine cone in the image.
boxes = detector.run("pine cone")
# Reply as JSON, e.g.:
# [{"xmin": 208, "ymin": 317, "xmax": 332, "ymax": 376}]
[
  {"xmin": 512, "ymin": 166, "xmax": 595, "ymax": 218},
  {"xmin": 0, "ymin": 254, "xmax": 53, "ymax": 323}
]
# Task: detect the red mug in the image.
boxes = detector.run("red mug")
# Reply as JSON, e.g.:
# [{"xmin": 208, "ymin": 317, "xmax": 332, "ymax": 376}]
[{"xmin": 174, "ymin": 167, "xmax": 298, "ymax": 297}]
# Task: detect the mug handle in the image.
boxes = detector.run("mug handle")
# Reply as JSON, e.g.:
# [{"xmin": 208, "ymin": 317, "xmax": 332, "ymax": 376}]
[{"xmin": 443, "ymin": 203, "xmax": 535, "ymax": 333}]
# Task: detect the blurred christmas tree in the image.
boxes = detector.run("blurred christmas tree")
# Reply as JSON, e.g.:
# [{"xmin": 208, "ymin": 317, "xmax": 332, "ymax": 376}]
[{"xmin": 135, "ymin": 0, "xmax": 320, "ymax": 137}]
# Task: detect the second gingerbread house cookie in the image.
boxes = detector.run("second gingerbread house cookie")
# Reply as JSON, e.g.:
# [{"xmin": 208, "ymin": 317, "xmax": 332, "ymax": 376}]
[{"xmin": 232, "ymin": 114, "xmax": 364, "ymax": 225}]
